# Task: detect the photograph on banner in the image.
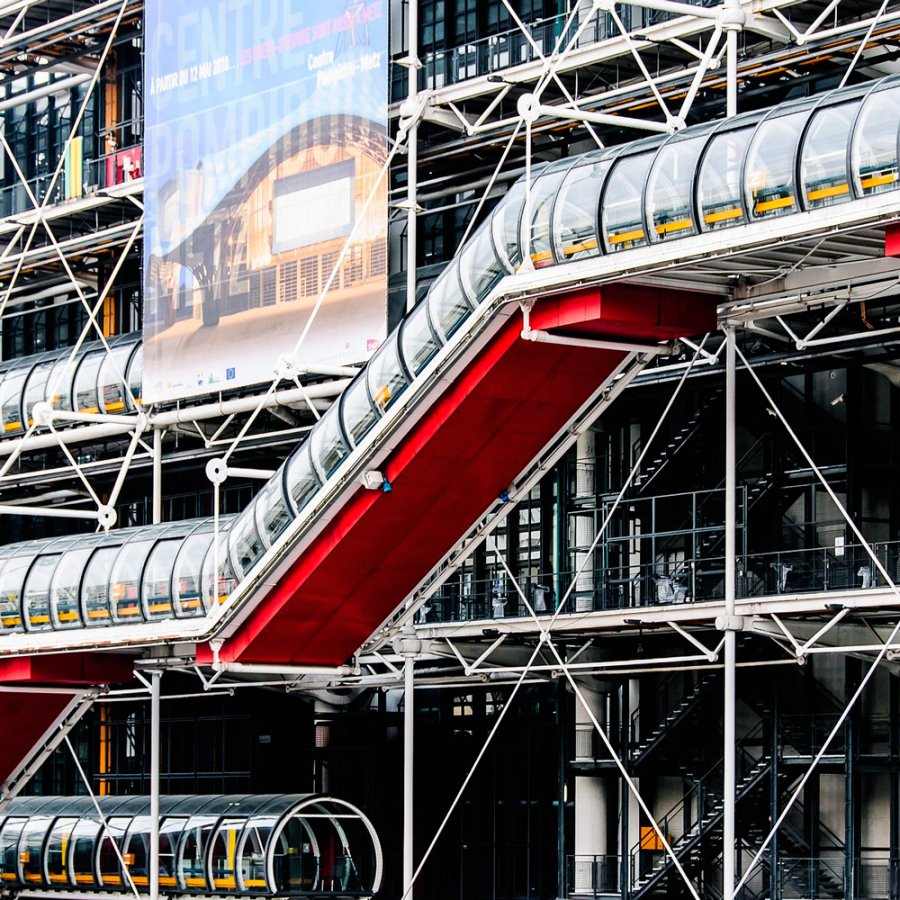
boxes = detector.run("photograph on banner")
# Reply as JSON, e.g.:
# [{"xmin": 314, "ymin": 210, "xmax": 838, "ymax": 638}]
[{"xmin": 143, "ymin": 0, "xmax": 388, "ymax": 404}]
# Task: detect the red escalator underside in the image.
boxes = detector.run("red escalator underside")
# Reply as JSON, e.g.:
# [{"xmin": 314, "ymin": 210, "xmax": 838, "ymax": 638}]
[
  {"xmin": 0, "ymin": 654, "xmax": 133, "ymax": 786},
  {"xmin": 204, "ymin": 284, "xmax": 717, "ymax": 665}
]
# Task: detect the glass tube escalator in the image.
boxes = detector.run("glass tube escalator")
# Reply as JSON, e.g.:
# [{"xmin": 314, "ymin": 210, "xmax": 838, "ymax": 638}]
[{"xmin": 0, "ymin": 795, "xmax": 382, "ymax": 897}]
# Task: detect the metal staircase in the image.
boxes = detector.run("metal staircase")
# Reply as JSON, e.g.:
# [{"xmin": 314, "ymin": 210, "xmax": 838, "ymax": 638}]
[
  {"xmin": 629, "ymin": 723, "xmax": 770, "ymax": 899},
  {"xmin": 633, "ymin": 387, "xmax": 725, "ymax": 494},
  {"xmin": 630, "ymin": 672, "xmax": 720, "ymax": 766}
]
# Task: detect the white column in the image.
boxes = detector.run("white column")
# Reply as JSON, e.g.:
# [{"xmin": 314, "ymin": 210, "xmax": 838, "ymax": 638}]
[
  {"xmin": 627, "ymin": 678, "xmax": 641, "ymax": 884},
  {"xmin": 405, "ymin": 0, "xmax": 419, "ymax": 312},
  {"xmin": 152, "ymin": 428, "xmax": 163, "ymax": 524},
  {"xmin": 574, "ymin": 682, "xmax": 609, "ymax": 893},
  {"xmin": 149, "ymin": 670, "xmax": 162, "ymax": 900},
  {"xmin": 574, "ymin": 430, "xmax": 596, "ymax": 612},
  {"xmin": 723, "ymin": 326, "xmax": 738, "ymax": 897},
  {"xmin": 394, "ymin": 627, "xmax": 421, "ymax": 900}
]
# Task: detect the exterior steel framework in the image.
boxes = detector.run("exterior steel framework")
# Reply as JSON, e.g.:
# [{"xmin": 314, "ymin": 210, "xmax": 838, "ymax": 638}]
[{"xmin": 1, "ymin": 2, "xmax": 900, "ymax": 900}]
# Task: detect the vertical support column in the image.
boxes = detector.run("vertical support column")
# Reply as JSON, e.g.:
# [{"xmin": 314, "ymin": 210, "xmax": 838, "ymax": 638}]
[
  {"xmin": 152, "ymin": 427, "xmax": 163, "ymax": 524},
  {"xmin": 395, "ymin": 626, "xmax": 421, "ymax": 899},
  {"xmin": 405, "ymin": 0, "xmax": 419, "ymax": 313},
  {"xmin": 722, "ymin": 0, "xmax": 744, "ymax": 119},
  {"xmin": 627, "ymin": 678, "xmax": 641, "ymax": 896},
  {"xmin": 574, "ymin": 430, "xmax": 596, "ymax": 612},
  {"xmin": 573, "ymin": 682, "xmax": 609, "ymax": 894},
  {"xmin": 149, "ymin": 669, "xmax": 162, "ymax": 900},
  {"xmin": 723, "ymin": 326, "xmax": 738, "ymax": 898},
  {"xmin": 404, "ymin": 654, "xmax": 414, "ymax": 898}
]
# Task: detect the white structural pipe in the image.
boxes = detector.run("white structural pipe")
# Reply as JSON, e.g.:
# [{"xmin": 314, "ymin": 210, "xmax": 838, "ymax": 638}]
[
  {"xmin": 150, "ymin": 380, "xmax": 348, "ymax": 427},
  {"xmin": 403, "ymin": 0, "xmax": 420, "ymax": 314},
  {"xmin": 0, "ymin": 380, "xmax": 347, "ymax": 459},
  {"xmin": 521, "ymin": 327, "xmax": 674, "ymax": 355},
  {"xmin": 723, "ymin": 326, "xmax": 738, "ymax": 897},
  {"xmin": 535, "ymin": 102, "xmax": 672, "ymax": 133},
  {"xmin": 403, "ymin": 653, "xmax": 415, "ymax": 900},
  {"xmin": 149, "ymin": 670, "xmax": 161, "ymax": 900},
  {"xmin": 152, "ymin": 427, "xmax": 162, "ymax": 525},
  {"xmin": 0, "ymin": 74, "xmax": 91, "ymax": 113},
  {"xmin": 0, "ymin": 503, "xmax": 96, "ymax": 520},
  {"xmin": 211, "ymin": 661, "xmax": 356, "ymax": 677}
]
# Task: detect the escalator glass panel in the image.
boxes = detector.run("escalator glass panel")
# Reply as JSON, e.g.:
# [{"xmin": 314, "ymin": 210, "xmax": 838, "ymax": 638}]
[
  {"xmin": 852, "ymin": 83, "xmax": 900, "ymax": 196},
  {"xmin": 366, "ymin": 331, "xmax": 409, "ymax": 413}
]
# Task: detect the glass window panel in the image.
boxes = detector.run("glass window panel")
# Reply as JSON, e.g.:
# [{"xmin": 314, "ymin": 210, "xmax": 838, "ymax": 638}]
[
  {"xmin": 174, "ymin": 529, "xmax": 215, "ymax": 616},
  {"xmin": 210, "ymin": 818, "xmax": 244, "ymax": 891},
  {"xmin": 122, "ymin": 816, "xmax": 152, "ymax": 886},
  {"xmin": 286, "ymin": 445, "xmax": 321, "ymax": 515},
  {"xmin": 746, "ymin": 111, "xmax": 808, "ymax": 218},
  {"xmin": 528, "ymin": 168, "xmax": 570, "ymax": 267},
  {"xmin": 340, "ymin": 373, "xmax": 378, "ymax": 448},
  {"xmin": 238, "ymin": 816, "xmax": 276, "ymax": 891},
  {"xmin": 253, "ymin": 475, "xmax": 292, "ymax": 549},
  {"xmin": 51, "ymin": 544, "xmax": 97, "ymax": 629},
  {"xmin": 22, "ymin": 361, "xmax": 52, "ymax": 428},
  {"xmin": 399, "ymin": 300, "xmax": 440, "ymax": 378},
  {"xmin": 271, "ymin": 816, "xmax": 318, "ymax": 893},
  {"xmin": 426, "ymin": 263, "xmax": 471, "ymax": 341},
  {"xmin": 0, "ymin": 819, "xmax": 25, "ymax": 884},
  {"xmin": 110, "ymin": 539, "xmax": 155, "ymax": 623},
  {"xmin": 178, "ymin": 815, "xmax": 217, "ymax": 891},
  {"xmin": 602, "ymin": 152, "xmax": 653, "ymax": 251},
  {"xmin": 74, "ymin": 351, "xmax": 103, "ymax": 413},
  {"xmin": 0, "ymin": 369, "xmax": 27, "ymax": 435},
  {"xmin": 81, "ymin": 546, "xmax": 118, "ymax": 626},
  {"xmin": 98, "ymin": 817, "xmax": 129, "ymax": 886},
  {"xmin": 46, "ymin": 817, "xmax": 78, "ymax": 886},
  {"xmin": 22, "ymin": 552, "xmax": 61, "ymax": 631},
  {"xmin": 142, "ymin": 538, "xmax": 181, "ymax": 618},
  {"xmin": 47, "ymin": 356, "xmax": 74, "ymax": 412},
  {"xmin": 552, "ymin": 158, "xmax": 608, "ymax": 263},
  {"xmin": 98, "ymin": 345, "xmax": 135, "ymax": 413},
  {"xmin": 647, "ymin": 135, "xmax": 706, "ymax": 241},
  {"xmin": 228, "ymin": 507, "xmax": 266, "ymax": 578},
  {"xmin": 202, "ymin": 532, "xmax": 238, "ymax": 607},
  {"xmin": 459, "ymin": 218, "xmax": 506, "ymax": 303},
  {"xmin": 801, "ymin": 101, "xmax": 859, "ymax": 208},
  {"xmin": 310, "ymin": 405, "xmax": 348, "ymax": 479},
  {"xmin": 0, "ymin": 551, "xmax": 33, "ymax": 633},
  {"xmin": 126, "ymin": 345, "xmax": 143, "ymax": 406},
  {"xmin": 178, "ymin": 816, "xmax": 218, "ymax": 891},
  {"xmin": 70, "ymin": 818, "xmax": 102, "ymax": 887},
  {"xmin": 19, "ymin": 817, "xmax": 51, "ymax": 884},
  {"xmin": 159, "ymin": 818, "xmax": 187, "ymax": 890},
  {"xmin": 491, "ymin": 180, "xmax": 526, "ymax": 270},
  {"xmin": 698, "ymin": 127, "xmax": 754, "ymax": 230},
  {"xmin": 366, "ymin": 331, "xmax": 409, "ymax": 413},
  {"xmin": 852, "ymin": 84, "xmax": 900, "ymax": 196}
]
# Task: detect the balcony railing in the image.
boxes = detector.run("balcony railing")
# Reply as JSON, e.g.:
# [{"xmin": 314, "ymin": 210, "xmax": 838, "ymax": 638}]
[
  {"xmin": 566, "ymin": 854, "xmax": 620, "ymax": 897},
  {"xmin": 0, "ymin": 144, "xmax": 142, "ymax": 219},
  {"xmin": 418, "ymin": 538, "xmax": 900, "ymax": 627}
]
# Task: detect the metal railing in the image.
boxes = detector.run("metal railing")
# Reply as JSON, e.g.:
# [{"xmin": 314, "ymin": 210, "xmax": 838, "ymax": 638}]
[
  {"xmin": 418, "ymin": 537, "xmax": 900, "ymax": 627},
  {"xmin": 0, "ymin": 144, "xmax": 142, "ymax": 218},
  {"xmin": 566, "ymin": 854, "xmax": 620, "ymax": 897}
]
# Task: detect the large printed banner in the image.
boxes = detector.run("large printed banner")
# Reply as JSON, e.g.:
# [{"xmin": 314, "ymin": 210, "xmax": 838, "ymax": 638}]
[{"xmin": 143, "ymin": 0, "xmax": 388, "ymax": 403}]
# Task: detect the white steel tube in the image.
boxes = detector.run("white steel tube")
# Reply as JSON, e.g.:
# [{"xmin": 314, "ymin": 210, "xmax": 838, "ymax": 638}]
[
  {"xmin": 723, "ymin": 326, "xmax": 737, "ymax": 897},
  {"xmin": 152, "ymin": 428, "xmax": 162, "ymax": 525},
  {"xmin": 403, "ymin": 654, "xmax": 414, "ymax": 900},
  {"xmin": 0, "ymin": 503, "xmax": 96, "ymax": 519},
  {"xmin": 535, "ymin": 103, "xmax": 672, "ymax": 133},
  {"xmin": 150, "ymin": 380, "xmax": 347, "ymax": 427},
  {"xmin": 149, "ymin": 670, "xmax": 161, "ymax": 900},
  {"xmin": 406, "ymin": 0, "xmax": 418, "ymax": 314}
]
